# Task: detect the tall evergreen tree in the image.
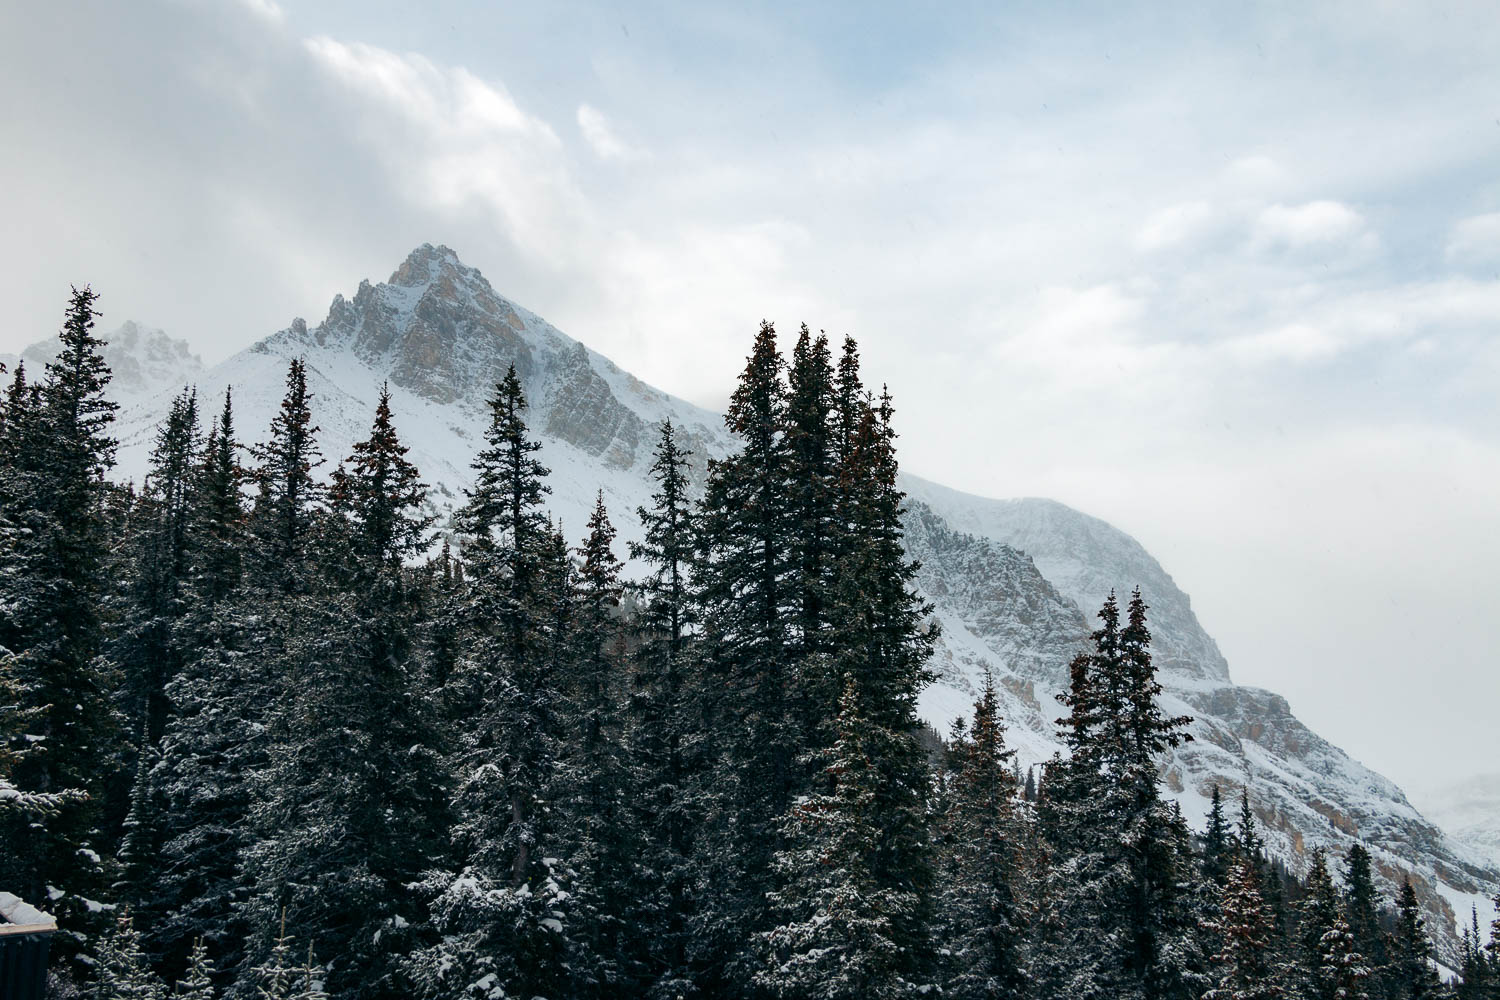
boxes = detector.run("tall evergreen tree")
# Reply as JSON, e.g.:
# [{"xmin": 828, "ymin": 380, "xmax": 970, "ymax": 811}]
[
  {"xmin": 1299, "ymin": 849, "xmax": 1371, "ymax": 1000},
  {"xmin": 753, "ymin": 680, "xmax": 922, "ymax": 1000},
  {"xmin": 406, "ymin": 367, "xmax": 575, "ymax": 1000},
  {"xmin": 115, "ymin": 387, "xmax": 201, "ymax": 746},
  {"xmin": 147, "ymin": 388, "xmax": 256, "ymax": 978},
  {"xmin": 1385, "ymin": 879, "xmax": 1440, "ymax": 1000},
  {"xmin": 1203, "ymin": 858, "xmax": 1285, "ymax": 1000},
  {"xmin": 1204, "ymin": 785, "xmax": 1232, "ymax": 886},
  {"xmin": 1035, "ymin": 590, "xmax": 1199, "ymax": 1000},
  {"xmin": 0, "ymin": 286, "xmax": 121, "ymax": 968},
  {"xmin": 1341, "ymin": 845, "xmax": 1385, "ymax": 991},
  {"xmin": 937, "ymin": 672, "xmax": 1027, "ymax": 1000},
  {"xmin": 821, "ymin": 386, "xmax": 939, "ymax": 984},
  {"xmin": 690, "ymin": 320, "xmax": 797, "ymax": 989},
  {"xmin": 626, "ymin": 420, "xmax": 701, "ymax": 999},
  {"xmin": 565, "ymin": 492, "xmax": 635, "ymax": 997},
  {"xmin": 239, "ymin": 386, "xmax": 444, "ymax": 999}
]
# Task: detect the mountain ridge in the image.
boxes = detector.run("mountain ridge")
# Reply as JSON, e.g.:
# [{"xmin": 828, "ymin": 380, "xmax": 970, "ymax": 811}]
[{"xmin": 46, "ymin": 243, "xmax": 1499, "ymax": 958}]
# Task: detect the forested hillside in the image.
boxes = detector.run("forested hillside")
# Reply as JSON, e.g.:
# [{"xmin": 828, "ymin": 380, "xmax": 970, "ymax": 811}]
[{"xmin": 2, "ymin": 286, "xmax": 1496, "ymax": 999}]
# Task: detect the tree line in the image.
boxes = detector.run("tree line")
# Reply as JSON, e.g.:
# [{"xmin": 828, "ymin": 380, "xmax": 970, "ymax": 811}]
[{"xmin": 1, "ymin": 287, "xmax": 1497, "ymax": 999}]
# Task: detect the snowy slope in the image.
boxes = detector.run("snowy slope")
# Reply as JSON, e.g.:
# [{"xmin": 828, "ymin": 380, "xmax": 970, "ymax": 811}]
[
  {"xmin": 3, "ymin": 320, "xmax": 203, "ymax": 406},
  {"xmin": 1414, "ymin": 775, "xmax": 1500, "ymax": 868},
  {"xmin": 62, "ymin": 244, "xmax": 1497, "ymax": 958}
]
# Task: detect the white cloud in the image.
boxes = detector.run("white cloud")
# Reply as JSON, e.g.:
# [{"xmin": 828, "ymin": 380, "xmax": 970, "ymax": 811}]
[
  {"xmin": 1224, "ymin": 322, "xmax": 1341, "ymax": 365},
  {"xmin": 238, "ymin": 0, "xmax": 285, "ymax": 25},
  {"xmin": 1251, "ymin": 200, "xmax": 1369, "ymax": 250},
  {"xmin": 577, "ymin": 104, "xmax": 642, "ymax": 162},
  {"xmin": 1135, "ymin": 201, "xmax": 1215, "ymax": 252},
  {"xmin": 303, "ymin": 37, "xmax": 583, "ymax": 265},
  {"xmin": 1445, "ymin": 211, "xmax": 1500, "ymax": 269}
]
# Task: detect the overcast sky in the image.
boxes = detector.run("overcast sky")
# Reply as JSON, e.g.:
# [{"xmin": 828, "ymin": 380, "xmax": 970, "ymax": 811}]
[{"xmin": 3, "ymin": 0, "xmax": 1497, "ymax": 801}]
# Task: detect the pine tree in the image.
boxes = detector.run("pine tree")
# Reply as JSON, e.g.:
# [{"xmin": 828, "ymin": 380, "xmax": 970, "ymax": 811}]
[
  {"xmin": 1385, "ymin": 879, "xmax": 1441, "ymax": 999},
  {"xmin": 147, "ymin": 389, "xmax": 256, "ymax": 977},
  {"xmin": 1341, "ymin": 845, "xmax": 1385, "ymax": 991},
  {"xmin": 626, "ymin": 420, "xmax": 701, "ymax": 999},
  {"xmin": 405, "ymin": 367, "xmax": 575, "ymax": 1000},
  {"xmin": 821, "ymin": 385, "xmax": 939, "ymax": 984},
  {"xmin": 1203, "ymin": 858, "xmax": 1285, "ymax": 1000},
  {"xmin": 753, "ymin": 680, "xmax": 922, "ymax": 1000},
  {"xmin": 1034, "ymin": 590, "xmax": 1199, "ymax": 1000},
  {"xmin": 175, "ymin": 939, "xmax": 218, "ymax": 1000},
  {"xmin": 115, "ymin": 387, "xmax": 201, "ymax": 747},
  {"xmin": 239, "ymin": 387, "xmax": 444, "ymax": 998},
  {"xmin": 1204, "ymin": 785, "xmax": 1232, "ymax": 886},
  {"xmin": 783, "ymin": 326, "xmax": 837, "ymax": 716},
  {"xmin": 1237, "ymin": 790, "xmax": 1263, "ymax": 868},
  {"xmin": 1299, "ymin": 849, "xmax": 1371, "ymax": 1000},
  {"xmin": 937, "ymin": 672, "xmax": 1027, "ymax": 1000},
  {"xmin": 94, "ymin": 911, "xmax": 170, "ymax": 1000},
  {"xmin": 690, "ymin": 320, "xmax": 797, "ymax": 988},
  {"xmin": 564, "ymin": 492, "xmax": 634, "ymax": 997},
  {"xmin": 0, "ymin": 286, "xmax": 120, "ymax": 968},
  {"xmin": 246, "ymin": 358, "xmax": 323, "ymax": 593}
]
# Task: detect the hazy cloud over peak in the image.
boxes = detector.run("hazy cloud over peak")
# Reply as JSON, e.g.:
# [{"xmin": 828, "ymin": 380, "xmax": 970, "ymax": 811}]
[{"xmin": 2, "ymin": 0, "xmax": 1498, "ymax": 796}]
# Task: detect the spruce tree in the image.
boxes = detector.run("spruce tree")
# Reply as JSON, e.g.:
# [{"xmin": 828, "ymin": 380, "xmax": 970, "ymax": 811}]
[
  {"xmin": 1299, "ymin": 849, "xmax": 1371, "ymax": 1000},
  {"xmin": 1341, "ymin": 845, "xmax": 1385, "ymax": 991},
  {"xmin": 1035, "ymin": 590, "xmax": 1199, "ymax": 1000},
  {"xmin": 175, "ymin": 939, "xmax": 218, "ymax": 1000},
  {"xmin": 1204, "ymin": 784, "xmax": 1232, "ymax": 886},
  {"xmin": 753, "ymin": 680, "xmax": 922, "ymax": 1000},
  {"xmin": 1203, "ymin": 858, "xmax": 1285, "ymax": 1000},
  {"xmin": 565, "ymin": 492, "xmax": 634, "ymax": 997},
  {"xmin": 937, "ymin": 672, "xmax": 1027, "ymax": 1000},
  {"xmin": 1385, "ymin": 879, "xmax": 1440, "ymax": 999},
  {"xmin": 405, "ymin": 366, "xmax": 575, "ymax": 1000},
  {"xmin": 822, "ymin": 386, "xmax": 939, "ymax": 984},
  {"xmin": 0, "ymin": 286, "xmax": 120, "ymax": 967},
  {"xmin": 95, "ymin": 911, "xmax": 170, "ymax": 1000},
  {"xmin": 239, "ymin": 386, "xmax": 444, "ymax": 998},
  {"xmin": 147, "ymin": 388, "xmax": 256, "ymax": 977},
  {"xmin": 690, "ymin": 320, "xmax": 797, "ymax": 988},
  {"xmin": 115, "ymin": 387, "xmax": 201, "ymax": 747},
  {"xmin": 626, "ymin": 420, "xmax": 701, "ymax": 999}
]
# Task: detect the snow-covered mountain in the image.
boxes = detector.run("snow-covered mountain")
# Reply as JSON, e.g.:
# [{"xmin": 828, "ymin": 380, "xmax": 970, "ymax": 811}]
[
  {"xmin": 1414, "ymin": 776, "xmax": 1500, "ymax": 868},
  {"xmin": 3, "ymin": 320, "xmax": 203, "ymax": 405},
  {"xmin": 53, "ymin": 244, "xmax": 1497, "ymax": 958}
]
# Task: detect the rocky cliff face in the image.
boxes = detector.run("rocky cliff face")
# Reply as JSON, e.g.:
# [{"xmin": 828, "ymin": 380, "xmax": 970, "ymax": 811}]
[{"xmin": 83, "ymin": 244, "xmax": 1497, "ymax": 959}]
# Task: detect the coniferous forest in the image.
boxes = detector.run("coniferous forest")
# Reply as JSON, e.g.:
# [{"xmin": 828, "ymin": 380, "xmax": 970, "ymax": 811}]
[{"xmin": 4, "ymin": 286, "xmax": 1499, "ymax": 1000}]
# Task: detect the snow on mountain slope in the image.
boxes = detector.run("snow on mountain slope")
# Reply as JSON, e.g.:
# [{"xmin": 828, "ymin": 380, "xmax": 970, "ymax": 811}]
[
  {"xmin": 3, "ymin": 320, "xmax": 203, "ymax": 404},
  {"xmin": 902, "ymin": 476, "xmax": 1498, "ymax": 954},
  {"xmin": 1414, "ymin": 775, "xmax": 1500, "ymax": 868},
  {"xmin": 63, "ymin": 244, "xmax": 1497, "ymax": 958}
]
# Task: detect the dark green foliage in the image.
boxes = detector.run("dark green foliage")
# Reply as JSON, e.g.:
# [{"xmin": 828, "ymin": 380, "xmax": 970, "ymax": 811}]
[
  {"xmin": 753, "ymin": 680, "xmax": 922, "ymax": 1000},
  {"xmin": 1035, "ymin": 590, "xmax": 1202, "ymax": 1000},
  {"xmin": 626, "ymin": 420, "xmax": 701, "ymax": 998},
  {"xmin": 937, "ymin": 673, "xmax": 1027, "ymax": 1000},
  {"xmin": 1385, "ymin": 879, "xmax": 1441, "ymax": 1000},
  {"xmin": 404, "ymin": 367, "xmax": 575, "ymax": 1000},
  {"xmin": 1204, "ymin": 857, "xmax": 1285, "ymax": 1000},
  {"xmin": 239, "ymin": 385, "xmax": 445, "ymax": 998},
  {"xmin": 1299, "ymin": 850, "xmax": 1371, "ymax": 1000},
  {"xmin": 1204, "ymin": 785, "xmax": 1231, "ymax": 886},
  {"xmin": 0, "ymin": 287, "xmax": 121, "ymax": 970}
]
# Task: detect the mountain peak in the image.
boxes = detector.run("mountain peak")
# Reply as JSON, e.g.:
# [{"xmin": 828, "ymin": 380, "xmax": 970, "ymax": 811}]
[
  {"xmin": 15, "ymin": 320, "xmax": 202, "ymax": 403},
  {"xmin": 388, "ymin": 243, "xmax": 474, "ymax": 290}
]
